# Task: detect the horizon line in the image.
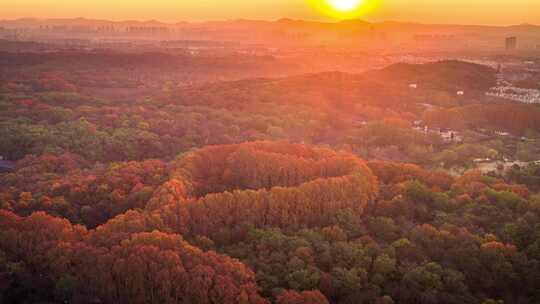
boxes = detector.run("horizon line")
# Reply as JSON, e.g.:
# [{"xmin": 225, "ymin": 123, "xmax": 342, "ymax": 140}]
[{"xmin": 1, "ymin": 16, "xmax": 538, "ymax": 28}]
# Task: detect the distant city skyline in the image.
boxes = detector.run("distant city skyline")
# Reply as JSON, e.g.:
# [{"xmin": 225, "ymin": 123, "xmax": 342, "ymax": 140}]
[{"xmin": 1, "ymin": 0, "xmax": 539, "ymax": 26}]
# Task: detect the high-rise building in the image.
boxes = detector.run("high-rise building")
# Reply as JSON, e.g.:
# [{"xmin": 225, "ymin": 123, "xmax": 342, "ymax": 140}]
[{"xmin": 505, "ymin": 36, "xmax": 517, "ymax": 50}]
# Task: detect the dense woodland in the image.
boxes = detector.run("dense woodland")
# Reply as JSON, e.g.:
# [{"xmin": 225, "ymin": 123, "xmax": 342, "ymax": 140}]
[
  {"xmin": 1, "ymin": 51, "xmax": 540, "ymax": 304},
  {"xmin": 2, "ymin": 142, "xmax": 540, "ymax": 304},
  {"xmin": 3, "ymin": 54, "xmax": 539, "ymax": 166}
]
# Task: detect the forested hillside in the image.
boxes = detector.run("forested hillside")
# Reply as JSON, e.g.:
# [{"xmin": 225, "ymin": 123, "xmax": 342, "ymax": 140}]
[
  {"xmin": 1, "ymin": 142, "xmax": 540, "ymax": 304},
  {"xmin": 1, "ymin": 58, "xmax": 514, "ymax": 165},
  {"xmin": 168, "ymin": 60, "xmax": 496, "ymax": 111},
  {"xmin": 1, "ymin": 53, "xmax": 540, "ymax": 304},
  {"xmin": 365, "ymin": 60, "xmax": 497, "ymax": 94}
]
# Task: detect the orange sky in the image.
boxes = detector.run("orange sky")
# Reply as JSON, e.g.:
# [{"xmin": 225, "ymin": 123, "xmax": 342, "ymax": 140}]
[{"xmin": 0, "ymin": 0, "xmax": 538, "ymax": 25}]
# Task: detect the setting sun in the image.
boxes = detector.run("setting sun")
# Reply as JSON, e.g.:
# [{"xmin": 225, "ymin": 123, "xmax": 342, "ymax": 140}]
[
  {"xmin": 308, "ymin": 0, "xmax": 378, "ymax": 20},
  {"xmin": 328, "ymin": 0, "xmax": 364, "ymax": 12}
]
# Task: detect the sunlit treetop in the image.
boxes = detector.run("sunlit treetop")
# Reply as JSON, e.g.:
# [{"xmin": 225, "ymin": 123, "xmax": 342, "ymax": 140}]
[{"xmin": 309, "ymin": 0, "xmax": 380, "ymax": 20}]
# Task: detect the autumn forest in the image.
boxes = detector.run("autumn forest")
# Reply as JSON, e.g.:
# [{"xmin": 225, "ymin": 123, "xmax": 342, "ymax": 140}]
[{"xmin": 1, "ymin": 17, "xmax": 540, "ymax": 304}]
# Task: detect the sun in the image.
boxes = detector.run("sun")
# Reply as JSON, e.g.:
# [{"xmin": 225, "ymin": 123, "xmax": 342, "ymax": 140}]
[
  {"xmin": 328, "ymin": 0, "xmax": 364, "ymax": 12},
  {"xmin": 308, "ymin": 0, "xmax": 379, "ymax": 20}
]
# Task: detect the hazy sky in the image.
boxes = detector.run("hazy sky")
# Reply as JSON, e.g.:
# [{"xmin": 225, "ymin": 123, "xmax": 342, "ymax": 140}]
[{"xmin": 1, "ymin": 0, "xmax": 539, "ymax": 25}]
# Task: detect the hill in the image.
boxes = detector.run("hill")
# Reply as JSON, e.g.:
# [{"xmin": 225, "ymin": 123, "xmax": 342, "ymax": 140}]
[
  {"xmin": 366, "ymin": 60, "xmax": 497, "ymax": 94},
  {"xmin": 167, "ymin": 60, "xmax": 496, "ymax": 111}
]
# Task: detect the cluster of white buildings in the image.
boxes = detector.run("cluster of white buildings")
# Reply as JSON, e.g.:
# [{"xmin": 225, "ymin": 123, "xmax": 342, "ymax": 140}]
[
  {"xmin": 485, "ymin": 67, "xmax": 540, "ymax": 104},
  {"xmin": 486, "ymin": 86, "xmax": 540, "ymax": 104}
]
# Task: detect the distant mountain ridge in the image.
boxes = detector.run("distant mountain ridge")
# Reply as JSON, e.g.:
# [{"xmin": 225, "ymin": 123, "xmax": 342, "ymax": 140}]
[{"xmin": 1, "ymin": 17, "xmax": 538, "ymax": 30}]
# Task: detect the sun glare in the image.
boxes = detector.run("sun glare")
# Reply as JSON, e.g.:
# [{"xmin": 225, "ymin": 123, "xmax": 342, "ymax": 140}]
[
  {"xmin": 328, "ymin": 0, "xmax": 364, "ymax": 12},
  {"xmin": 309, "ymin": 0, "xmax": 379, "ymax": 20}
]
